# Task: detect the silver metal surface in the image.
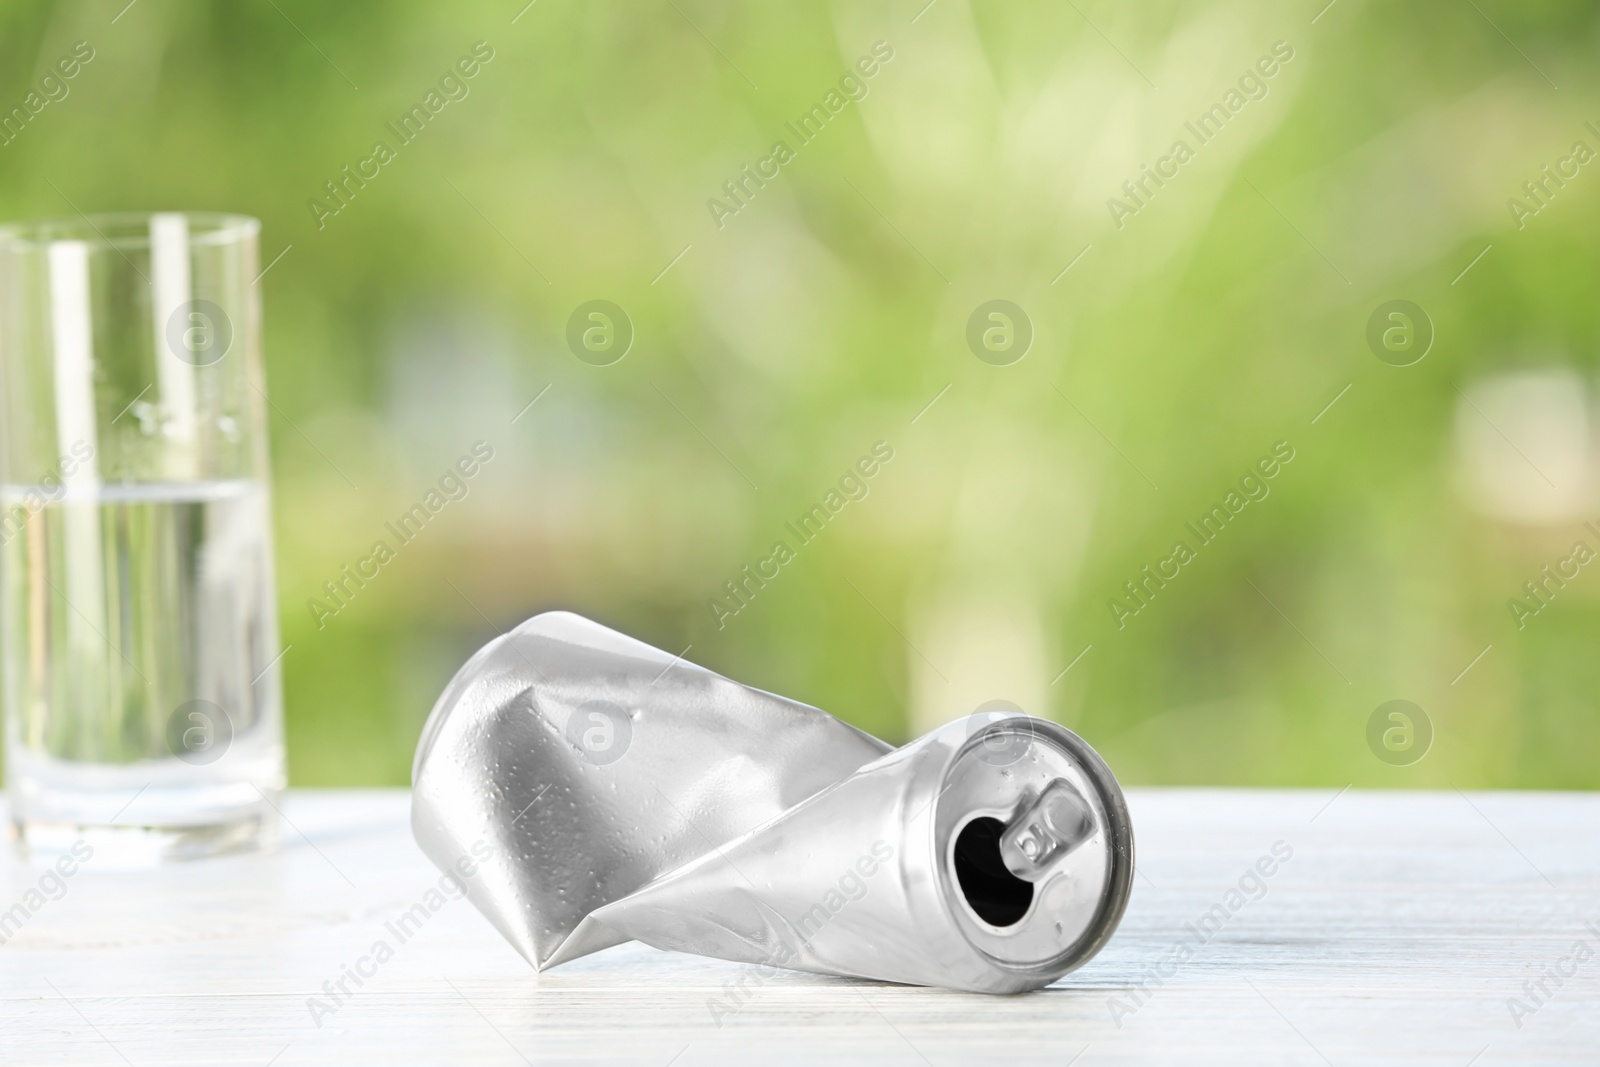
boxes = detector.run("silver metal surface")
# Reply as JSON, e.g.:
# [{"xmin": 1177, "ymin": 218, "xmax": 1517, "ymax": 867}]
[
  {"xmin": 410, "ymin": 611, "xmax": 889, "ymax": 968},
  {"xmin": 411, "ymin": 612, "xmax": 1133, "ymax": 993},
  {"xmin": 999, "ymin": 778, "xmax": 1097, "ymax": 881}
]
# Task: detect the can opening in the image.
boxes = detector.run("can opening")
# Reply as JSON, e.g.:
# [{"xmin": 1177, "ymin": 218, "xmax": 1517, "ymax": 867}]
[{"xmin": 952, "ymin": 816, "xmax": 1033, "ymax": 927}]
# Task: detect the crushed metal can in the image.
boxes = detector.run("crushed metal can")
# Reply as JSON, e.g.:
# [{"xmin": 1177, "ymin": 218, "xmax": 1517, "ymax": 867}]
[{"xmin": 412, "ymin": 611, "xmax": 1134, "ymax": 994}]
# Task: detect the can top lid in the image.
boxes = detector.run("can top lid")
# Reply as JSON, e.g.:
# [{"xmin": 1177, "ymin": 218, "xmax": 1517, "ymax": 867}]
[{"xmin": 934, "ymin": 715, "xmax": 1135, "ymax": 979}]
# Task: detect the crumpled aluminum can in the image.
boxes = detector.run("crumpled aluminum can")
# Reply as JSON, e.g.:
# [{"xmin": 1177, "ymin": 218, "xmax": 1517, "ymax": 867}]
[
  {"xmin": 410, "ymin": 611, "xmax": 890, "ymax": 968},
  {"xmin": 412, "ymin": 611, "xmax": 1134, "ymax": 993}
]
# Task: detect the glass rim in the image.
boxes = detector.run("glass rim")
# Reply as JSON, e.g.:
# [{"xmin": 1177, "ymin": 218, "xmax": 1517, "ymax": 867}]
[{"xmin": 0, "ymin": 211, "xmax": 260, "ymax": 252}]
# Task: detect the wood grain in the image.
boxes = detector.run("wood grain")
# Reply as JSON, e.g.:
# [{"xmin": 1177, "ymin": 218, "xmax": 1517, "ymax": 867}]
[{"xmin": 2, "ymin": 788, "xmax": 1595, "ymax": 1065}]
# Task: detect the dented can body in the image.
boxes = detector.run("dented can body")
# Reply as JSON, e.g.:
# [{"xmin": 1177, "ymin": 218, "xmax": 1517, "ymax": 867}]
[
  {"xmin": 412, "ymin": 611, "xmax": 1133, "ymax": 993},
  {"xmin": 567, "ymin": 714, "xmax": 1134, "ymax": 992},
  {"xmin": 410, "ymin": 611, "xmax": 888, "ymax": 968}
]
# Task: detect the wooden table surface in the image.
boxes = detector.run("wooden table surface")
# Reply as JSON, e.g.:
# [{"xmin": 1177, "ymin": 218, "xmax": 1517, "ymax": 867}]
[{"xmin": 1, "ymin": 788, "xmax": 1595, "ymax": 1066}]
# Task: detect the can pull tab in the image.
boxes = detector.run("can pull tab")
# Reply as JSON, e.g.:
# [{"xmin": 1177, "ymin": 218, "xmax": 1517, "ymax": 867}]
[{"xmin": 998, "ymin": 779, "xmax": 1095, "ymax": 882}]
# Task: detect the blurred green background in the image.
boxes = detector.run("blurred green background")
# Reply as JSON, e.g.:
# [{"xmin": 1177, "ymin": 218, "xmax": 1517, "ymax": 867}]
[{"xmin": 2, "ymin": 0, "xmax": 1596, "ymax": 788}]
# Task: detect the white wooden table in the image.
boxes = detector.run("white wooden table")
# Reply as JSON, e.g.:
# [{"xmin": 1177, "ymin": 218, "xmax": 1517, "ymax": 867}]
[{"xmin": 2, "ymin": 789, "xmax": 1595, "ymax": 1065}]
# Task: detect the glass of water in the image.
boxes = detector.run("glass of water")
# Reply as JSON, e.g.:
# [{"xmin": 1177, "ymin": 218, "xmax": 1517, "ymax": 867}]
[{"xmin": 0, "ymin": 212, "xmax": 285, "ymax": 862}]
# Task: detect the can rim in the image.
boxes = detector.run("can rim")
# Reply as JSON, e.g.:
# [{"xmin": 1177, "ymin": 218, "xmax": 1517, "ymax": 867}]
[{"xmin": 942, "ymin": 715, "xmax": 1136, "ymax": 981}]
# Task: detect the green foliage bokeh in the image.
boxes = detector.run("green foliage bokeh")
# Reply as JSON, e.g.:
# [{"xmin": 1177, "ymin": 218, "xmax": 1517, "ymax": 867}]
[{"xmin": 2, "ymin": 0, "xmax": 1596, "ymax": 788}]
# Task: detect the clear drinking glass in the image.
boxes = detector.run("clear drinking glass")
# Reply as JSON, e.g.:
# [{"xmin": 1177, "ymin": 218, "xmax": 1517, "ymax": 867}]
[{"xmin": 0, "ymin": 212, "xmax": 285, "ymax": 862}]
